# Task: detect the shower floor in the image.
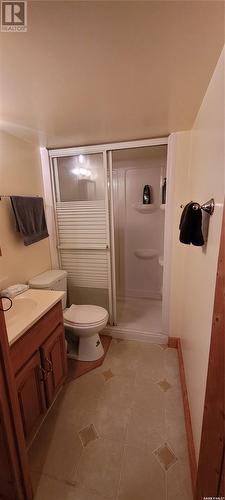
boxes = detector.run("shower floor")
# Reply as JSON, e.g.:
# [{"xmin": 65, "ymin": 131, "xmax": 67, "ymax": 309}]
[{"xmin": 116, "ymin": 297, "xmax": 162, "ymax": 333}]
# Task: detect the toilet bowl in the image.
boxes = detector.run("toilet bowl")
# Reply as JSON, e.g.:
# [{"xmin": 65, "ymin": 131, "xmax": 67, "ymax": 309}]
[
  {"xmin": 28, "ymin": 270, "xmax": 109, "ymax": 362},
  {"xmin": 64, "ymin": 305, "xmax": 108, "ymax": 361}
]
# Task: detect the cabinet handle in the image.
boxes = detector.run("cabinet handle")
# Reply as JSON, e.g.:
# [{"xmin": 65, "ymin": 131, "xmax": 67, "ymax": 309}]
[
  {"xmin": 39, "ymin": 366, "xmax": 47, "ymax": 382},
  {"xmin": 45, "ymin": 358, "xmax": 53, "ymax": 373}
]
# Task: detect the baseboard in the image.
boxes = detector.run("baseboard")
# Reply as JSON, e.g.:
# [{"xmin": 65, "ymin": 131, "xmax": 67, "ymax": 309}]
[
  {"xmin": 168, "ymin": 336, "xmax": 179, "ymax": 348},
  {"xmin": 104, "ymin": 326, "xmax": 168, "ymax": 344},
  {"xmin": 169, "ymin": 336, "xmax": 197, "ymax": 496}
]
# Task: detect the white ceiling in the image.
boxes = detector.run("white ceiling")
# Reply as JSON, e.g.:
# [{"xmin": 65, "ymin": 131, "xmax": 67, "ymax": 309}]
[{"xmin": 0, "ymin": 1, "xmax": 224, "ymax": 148}]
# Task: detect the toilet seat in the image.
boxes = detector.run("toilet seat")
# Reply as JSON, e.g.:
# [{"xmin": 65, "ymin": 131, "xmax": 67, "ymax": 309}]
[{"xmin": 63, "ymin": 304, "xmax": 108, "ymax": 328}]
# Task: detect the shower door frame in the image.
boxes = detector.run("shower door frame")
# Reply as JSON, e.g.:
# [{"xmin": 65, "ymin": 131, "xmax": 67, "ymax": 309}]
[
  {"xmin": 42, "ymin": 135, "xmax": 172, "ymax": 338},
  {"xmin": 48, "ymin": 150, "xmax": 113, "ymax": 324}
]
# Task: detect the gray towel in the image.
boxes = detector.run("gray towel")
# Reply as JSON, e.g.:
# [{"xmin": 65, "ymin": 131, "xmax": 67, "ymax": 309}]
[{"xmin": 10, "ymin": 196, "xmax": 49, "ymax": 246}]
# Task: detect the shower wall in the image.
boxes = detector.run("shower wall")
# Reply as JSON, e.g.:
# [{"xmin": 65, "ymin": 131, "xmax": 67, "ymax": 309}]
[{"xmin": 112, "ymin": 146, "xmax": 167, "ymax": 300}]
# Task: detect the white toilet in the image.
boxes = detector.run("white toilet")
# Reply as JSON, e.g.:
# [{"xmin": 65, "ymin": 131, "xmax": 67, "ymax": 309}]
[{"xmin": 29, "ymin": 270, "xmax": 109, "ymax": 361}]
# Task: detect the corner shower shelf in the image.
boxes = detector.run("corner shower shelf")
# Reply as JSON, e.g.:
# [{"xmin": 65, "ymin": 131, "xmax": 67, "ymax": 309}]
[
  {"xmin": 158, "ymin": 256, "xmax": 164, "ymax": 267},
  {"xmin": 133, "ymin": 203, "xmax": 157, "ymax": 213},
  {"xmin": 134, "ymin": 249, "xmax": 158, "ymax": 259}
]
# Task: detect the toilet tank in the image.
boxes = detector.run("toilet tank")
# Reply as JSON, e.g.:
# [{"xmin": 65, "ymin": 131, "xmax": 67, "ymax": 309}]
[{"xmin": 28, "ymin": 270, "xmax": 68, "ymax": 309}]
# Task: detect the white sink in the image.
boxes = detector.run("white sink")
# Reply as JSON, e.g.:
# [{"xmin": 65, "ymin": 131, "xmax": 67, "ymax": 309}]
[
  {"xmin": 3, "ymin": 296, "xmax": 37, "ymax": 326},
  {"xmin": 3, "ymin": 289, "xmax": 65, "ymax": 346}
]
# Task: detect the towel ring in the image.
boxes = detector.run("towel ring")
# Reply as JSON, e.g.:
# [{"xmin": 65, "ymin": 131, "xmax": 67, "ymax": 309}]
[{"xmin": 180, "ymin": 198, "xmax": 215, "ymax": 215}]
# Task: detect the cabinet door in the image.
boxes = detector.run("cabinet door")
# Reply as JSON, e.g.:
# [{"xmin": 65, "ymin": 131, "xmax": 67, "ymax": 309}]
[
  {"xmin": 41, "ymin": 324, "xmax": 67, "ymax": 407},
  {"xmin": 16, "ymin": 351, "xmax": 46, "ymax": 444}
]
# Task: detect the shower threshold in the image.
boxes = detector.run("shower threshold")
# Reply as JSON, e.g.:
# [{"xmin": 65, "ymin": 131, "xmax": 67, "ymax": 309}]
[
  {"xmin": 104, "ymin": 296, "xmax": 167, "ymax": 343},
  {"xmin": 103, "ymin": 324, "xmax": 167, "ymax": 345}
]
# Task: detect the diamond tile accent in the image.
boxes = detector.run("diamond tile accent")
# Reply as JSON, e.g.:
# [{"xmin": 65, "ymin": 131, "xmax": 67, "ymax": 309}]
[
  {"xmin": 78, "ymin": 424, "xmax": 98, "ymax": 448},
  {"xmin": 157, "ymin": 378, "xmax": 172, "ymax": 392},
  {"xmin": 102, "ymin": 369, "xmax": 114, "ymax": 381},
  {"xmin": 153, "ymin": 443, "xmax": 177, "ymax": 471}
]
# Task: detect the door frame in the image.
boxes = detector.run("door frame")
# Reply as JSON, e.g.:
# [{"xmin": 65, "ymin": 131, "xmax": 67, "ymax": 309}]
[
  {"xmin": 41, "ymin": 135, "xmax": 172, "ymax": 337},
  {"xmin": 195, "ymin": 201, "xmax": 225, "ymax": 499},
  {"xmin": 46, "ymin": 149, "xmax": 114, "ymax": 323},
  {"xmin": 107, "ymin": 150, "xmax": 117, "ymax": 324}
]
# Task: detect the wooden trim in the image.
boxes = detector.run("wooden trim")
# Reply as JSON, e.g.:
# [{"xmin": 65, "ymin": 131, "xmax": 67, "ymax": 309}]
[
  {"xmin": 168, "ymin": 336, "xmax": 178, "ymax": 348},
  {"xmin": 0, "ymin": 301, "xmax": 32, "ymax": 499},
  {"xmin": 177, "ymin": 338, "xmax": 197, "ymax": 495},
  {"xmin": 168, "ymin": 335, "xmax": 197, "ymax": 496},
  {"xmin": 195, "ymin": 203, "xmax": 225, "ymax": 499}
]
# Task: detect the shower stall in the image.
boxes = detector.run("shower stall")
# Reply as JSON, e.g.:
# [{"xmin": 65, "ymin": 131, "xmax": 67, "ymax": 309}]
[
  {"xmin": 111, "ymin": 146, "xmax": 167, "ymax": 335},
  {"xmin": 43, "ymin": 137, "xmax": 170, "ymax": 343}
]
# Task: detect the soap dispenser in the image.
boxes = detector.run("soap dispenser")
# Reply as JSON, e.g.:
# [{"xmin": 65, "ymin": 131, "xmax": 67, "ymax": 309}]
[
  {"xmin": 143, "ymin": 185, "xmax": 151, "ymax": 204},
  {"xmin": 162, "ymin": 177, "xmax": 167, "ymax": 204}
]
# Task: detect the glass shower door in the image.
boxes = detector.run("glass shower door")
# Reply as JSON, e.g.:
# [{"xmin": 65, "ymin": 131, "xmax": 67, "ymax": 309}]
[{"xmin": 52, "ymin": 152, "xmax": 113, "ymax": 322}]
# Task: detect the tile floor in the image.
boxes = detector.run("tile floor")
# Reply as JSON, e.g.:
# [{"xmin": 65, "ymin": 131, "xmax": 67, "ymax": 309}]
[
  {"xmin": 29, "ymin": 339, "xmax": 192, "ymax": 500},
  {"xmin": 66, "ymin": 336, "xmax": 112, "ymax": 382},
  {"xmin": 116, "ymin": 298, "xmax": 162, "ymax": 332}
]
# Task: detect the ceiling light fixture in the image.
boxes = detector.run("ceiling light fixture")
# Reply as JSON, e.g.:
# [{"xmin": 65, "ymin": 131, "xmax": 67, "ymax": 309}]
[
  {"xmin": 78, "ymin": 154, "xmax": 85, "ymax": 164},
  {"xmin": 72, "ymin": 167, "xmax": 91, "ymax": 178}
]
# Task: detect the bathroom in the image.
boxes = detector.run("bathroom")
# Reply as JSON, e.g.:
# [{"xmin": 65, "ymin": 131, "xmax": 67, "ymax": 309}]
[{"xmin": 0, "ymin": 2, "xmax": 224, "ymax": 500}]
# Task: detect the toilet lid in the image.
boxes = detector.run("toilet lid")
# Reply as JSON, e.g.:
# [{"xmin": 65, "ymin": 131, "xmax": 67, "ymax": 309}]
[{"xmin": 63, "ymin": 304, "xmax": 108, "ymax": 326}]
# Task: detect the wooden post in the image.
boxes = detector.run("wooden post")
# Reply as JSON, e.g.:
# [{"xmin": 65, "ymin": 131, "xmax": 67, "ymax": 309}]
[
  {"xmin": 195, "ymin": 203, "xmax": 225, "ymax": 499},
  {"xmin": 0, "ymin": 299, "xmax": 33, "ymax": 499}
]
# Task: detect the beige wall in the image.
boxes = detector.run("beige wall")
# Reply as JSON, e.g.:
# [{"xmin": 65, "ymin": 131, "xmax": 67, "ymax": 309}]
[
  {"xmin": 170, "ymin": 48, "xmax": 224, "ymax": 458},
  {"xmin": 0, "ymin": 131, "xmax": 51, "ymax": 289}
]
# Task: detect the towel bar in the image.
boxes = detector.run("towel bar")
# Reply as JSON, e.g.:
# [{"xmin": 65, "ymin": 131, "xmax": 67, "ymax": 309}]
[
  {"xmin": 0, "ymin": 194, "xmax": 40, "ymax": 200},
  {"xmin": 180, "ymin": 198, "xmax": 215, "ymax": 215}
]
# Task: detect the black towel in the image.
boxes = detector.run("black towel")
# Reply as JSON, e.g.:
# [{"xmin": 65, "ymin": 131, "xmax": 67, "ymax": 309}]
[
  {"xmin": 179, "ymin": 202, "xmax": 204, "ymax": 246},
  {"xmin": 11, "ymin": 196, "xmax": 49, "ymax": 246}
]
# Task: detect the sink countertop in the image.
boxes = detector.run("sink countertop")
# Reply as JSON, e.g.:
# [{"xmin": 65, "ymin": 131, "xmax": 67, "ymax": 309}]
[{"xmin": 4, "ymin": 289, "xmax": 65, "ymax": 346}]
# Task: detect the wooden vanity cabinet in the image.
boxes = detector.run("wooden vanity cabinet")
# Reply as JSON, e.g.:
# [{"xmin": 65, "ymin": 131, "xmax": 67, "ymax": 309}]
[
  {"xmin": 10, "ymin": 301, "xmax": 67, "ymax": 446},
  {"xmin": 41, "ymin": 323, "xmax": 67, "ymax": 407},
  {"xmin": 0, "ymin": 299, "xmax": 32, "ymax": 500},
  {"xmin": 15, "ymin": 351, "xmax": 46, "ymax": 443}
]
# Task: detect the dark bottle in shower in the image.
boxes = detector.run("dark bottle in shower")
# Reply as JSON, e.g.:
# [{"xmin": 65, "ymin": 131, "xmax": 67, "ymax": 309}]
[
  {"xmin": 162, "ymin": 177, "xmax": 167, "ymax": 204},
  {"xmin": 143, "ymin": 185, "xmax": 151, "ymax": 204}
]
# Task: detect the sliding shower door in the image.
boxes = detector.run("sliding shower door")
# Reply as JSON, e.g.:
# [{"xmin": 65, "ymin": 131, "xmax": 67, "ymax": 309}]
[{"xmin": 52, "ymin": 152, "xmax": 113, "ymax": 322}]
